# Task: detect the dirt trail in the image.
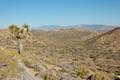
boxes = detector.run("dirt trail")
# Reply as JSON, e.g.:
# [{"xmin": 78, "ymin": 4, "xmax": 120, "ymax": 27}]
[{"xmin": 17, "ymin": 59, "xmax": 43, "ymax": 80}]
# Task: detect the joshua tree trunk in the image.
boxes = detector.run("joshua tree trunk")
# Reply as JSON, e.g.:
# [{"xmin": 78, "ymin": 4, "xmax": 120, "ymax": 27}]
[{"xmin": 18, "ymin": 39, "xmax": 23, "ymax": 54}]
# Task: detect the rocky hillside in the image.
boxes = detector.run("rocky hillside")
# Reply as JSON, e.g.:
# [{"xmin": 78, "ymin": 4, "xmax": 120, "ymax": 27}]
[
  {"xmin": 0, "ymin": 28, "xmax": 120, "ymax": 80},
  {"xmin": 87, "ymin": 27, "xmax": 120, "ymax": 52},
  {"xmin": 85, "ymin": 27, "xmax": 120, "ymax": 76},
  {"xmin": 0, "ymin": 30, "xmax": 17, "ymax": 50}
]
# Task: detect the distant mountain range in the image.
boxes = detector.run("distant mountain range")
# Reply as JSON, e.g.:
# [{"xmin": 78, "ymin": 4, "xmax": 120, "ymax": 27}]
[
  {"xmin": 38, "ymin": 24, "xmax": 118, "ymax": 31},
  {"xmin": 79, "ymin": 24, "xmax": 117, "ymax": 32}
]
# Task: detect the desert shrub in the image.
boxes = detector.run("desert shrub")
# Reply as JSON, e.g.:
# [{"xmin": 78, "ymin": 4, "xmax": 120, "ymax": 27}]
[
  {"xmin": 87, "ymin": 72, "xmax": 112, "ymax": 80},
  {"xmin": 44, "ymin": 70, "xmax": 61, "ymax": 80},
  {"xmin": 23, "ymin": 60, "xmax": 34, "ymax": 68},
  {"xmin": 76, "ymin": 66, "xmax": 92, "ymax": 79}
]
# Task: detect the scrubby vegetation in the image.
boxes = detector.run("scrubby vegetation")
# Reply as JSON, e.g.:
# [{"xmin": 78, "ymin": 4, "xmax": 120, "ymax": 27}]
[{"xmin": 0, "ymin": 26, "xmax": 120, "ymax": 80}]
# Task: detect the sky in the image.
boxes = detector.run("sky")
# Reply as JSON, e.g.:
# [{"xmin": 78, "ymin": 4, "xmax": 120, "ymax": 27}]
[{"xmin": 0, "ymin": 0, "xmax": 120, "ymax": 28}]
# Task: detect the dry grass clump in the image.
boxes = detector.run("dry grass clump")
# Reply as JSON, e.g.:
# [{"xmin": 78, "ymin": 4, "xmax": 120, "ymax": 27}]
[
  {"xmin": 87, "ymin": 71, "xmax": 113, "ymax": 80},
  {"xmin": 75, "ymin": 66, "xmax": 93, "ymax": 79},
  {"xmin": 0, "ymin": 50, "xmax": 18, "ymax": 80},
  {"xmin": 39, "ymin": 69, "xmax": 62, "ymax": 80}
]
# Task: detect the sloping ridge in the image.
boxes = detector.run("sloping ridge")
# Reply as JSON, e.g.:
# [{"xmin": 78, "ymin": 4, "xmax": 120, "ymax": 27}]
[
  {"xmin": 86, "ymin": 27, "xmax": 120, "ymax": 52},
  {"xmin": 98, "ymin": 27, "xmax": 120, "ymax": 37}
]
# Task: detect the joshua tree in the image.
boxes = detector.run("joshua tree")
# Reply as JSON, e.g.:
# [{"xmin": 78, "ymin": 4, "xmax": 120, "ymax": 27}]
[
  {"xmin": 8, "ymin": 24, "xmax": 20, "ymax": 37},
  {"xmin": 22, "ymin": 24, "xmax": 31, "ymax": 40},
  {"xmin": 8, "ymin": 24, "xmax": 30, "ymax": 54}
]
